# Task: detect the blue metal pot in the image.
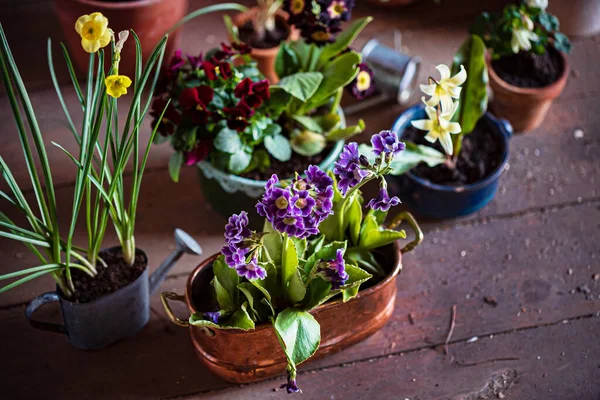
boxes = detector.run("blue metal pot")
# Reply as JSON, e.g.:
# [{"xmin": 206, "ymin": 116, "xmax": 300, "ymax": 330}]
[
  {"xmin": 24, "ymin": 229, "xmax": 202, "ymax": 350},
  {"xmin": 388, "ymin": 104, "xmax": 513, "ymax": 219}
]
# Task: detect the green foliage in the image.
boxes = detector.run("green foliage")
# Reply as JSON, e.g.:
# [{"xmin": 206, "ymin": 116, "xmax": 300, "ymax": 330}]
[{"xmin": 274, "ymin": 308, "xmax": 321, "ymax": 366}]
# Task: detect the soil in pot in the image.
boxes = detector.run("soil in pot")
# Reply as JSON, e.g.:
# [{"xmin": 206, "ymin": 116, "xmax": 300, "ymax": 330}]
[
  {"xmin": 68, "ymin": 248, "xmax": 147, "ymax": 303},
  {"xmin": 238, "ymin": 19, "xmax": 289, "ymax": 49},
  {"xmin": 491, "ymin": 47, "xmax": 564, "ymax": 88},
  {"xmin": 402, "ymin": 120, "xmax": 503, "ymax": 186},
  {"xmin": 241, "ymin": 146, "xmax": 332, "ymax": 181}
]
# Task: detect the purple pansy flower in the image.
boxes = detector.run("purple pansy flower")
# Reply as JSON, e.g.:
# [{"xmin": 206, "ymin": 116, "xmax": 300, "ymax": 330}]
[
  {"xmin": 367, "ymin": 188, "xmax": 401, "ymax": 212},
  {"xmin": 236, "ymin": 257, "xmax": 267, "ymax": 280},
  {"xmin": 203, "ymin": 311, "xmax": 221, "ymax": 324},
  {"xmin": 224, "ymin": 212, "xmax": 251, "ymax": 244},
  {"xmin": 317, "ymin": 249, "xmax": 349, "ymax": 289},
  {"xmin": 371, "ymin": 130, "xmax": 405, "ymax": 157}
]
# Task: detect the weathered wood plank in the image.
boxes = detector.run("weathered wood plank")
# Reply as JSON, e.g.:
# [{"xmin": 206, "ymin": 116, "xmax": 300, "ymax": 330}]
[{"xmin": 190, "ymin": 316, "xmax": 600, "ymax": 400}]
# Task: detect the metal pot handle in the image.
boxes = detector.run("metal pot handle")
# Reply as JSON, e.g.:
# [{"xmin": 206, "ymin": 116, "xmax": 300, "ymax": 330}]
[
  {"xmin": 160, "ymin": 291, "xmax": 190, "ymax": 327},
  {"xmin": 25, "ymin": 292, "xmax": 66, "ymax": 334},
  {"xmin": 387, "ymin": 211, "xmax": 424, "ymax": 254}
]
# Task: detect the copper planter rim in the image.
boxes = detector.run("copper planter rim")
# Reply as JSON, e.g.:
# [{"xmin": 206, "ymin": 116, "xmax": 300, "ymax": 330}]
[
  {"xmin": 486, "ymin": 50, "xmax": 569, "ymax": 98},
  {"xmin": 182, "ymin": 241, "xmax": 403, "ymax": 334}
]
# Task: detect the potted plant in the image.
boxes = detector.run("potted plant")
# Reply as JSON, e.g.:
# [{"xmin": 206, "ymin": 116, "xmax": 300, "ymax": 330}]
[
  {"xmin": 152, "ymin": 14, "xmax": 371, "ymax": 221},
  {"xmin": 0, "ymin": 14, "xmax": 201, "ymax": 349},
  {"xmin": 161, "ymin": 131, "xmax": 423, "ymax": 390},
  {"xmin": 378, "ymin": 35, "xmax": 513, "ymax": 218},
  {"xmin": 470, "ymin": 0, "xmax": 571, "ymax": 132}
]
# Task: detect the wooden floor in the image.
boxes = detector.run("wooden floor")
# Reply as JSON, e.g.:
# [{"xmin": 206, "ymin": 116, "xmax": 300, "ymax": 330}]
[{"xmin": 1, "ymin": 1, "xmax": 599, "ymax": 399}]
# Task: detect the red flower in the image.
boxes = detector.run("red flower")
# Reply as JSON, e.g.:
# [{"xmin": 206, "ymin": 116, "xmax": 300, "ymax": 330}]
[
  {"xmin": 234, "ymin": 78, "xmax": 270, "ymax": 108},
  {"xmin": 187, "ymin": 51, "xmax": 203, "ymax": 69},
  {"xmin": 214, "ymin": 43, "xmax": 235, "ymax": 61},
  {"xmin": 179, "ymin": 86, "xmax": 214, "ymax": 124},
  {"xmin": 169, "ymin": 49, "xmax": 186, "ymax": 72},
  {"xmin": 184, "ymin": 141, "xmax": 212, "ymax": 166},
  {"xmin": 202, "ymin": 60, "xmax": 233, "ymax": 81},
  {"xmin": 150, "ymin": 97, "xmax": 181, "ymax": 136},
  {"xmin": 223, "ymin": 101, "xmax": 254, "ymax": 132},
  {"xmin": 232, "ymin": 42, "xmax": 252, "ymax": 55}
]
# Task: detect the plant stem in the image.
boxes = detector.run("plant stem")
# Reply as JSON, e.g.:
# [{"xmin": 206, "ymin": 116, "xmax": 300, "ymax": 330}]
[{"xmin": 330, "ymin": 87, "xmax": 343, "ymax": 114}]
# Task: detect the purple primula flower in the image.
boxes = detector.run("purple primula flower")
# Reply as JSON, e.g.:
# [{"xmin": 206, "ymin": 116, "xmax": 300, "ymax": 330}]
[
  {"xmin": 371, "ymin": 130, "xmax": 405, "ymax": 157},
  {"xmin": 203, "ymin": 311, "xmax": 220, "ymax": 324},
  {"xmin": 224, "ymin": 211, "xmax": 251, "ymax": 244},
  {"xmin": 221, "ymin": 243, "xmax": 248, "ymax": 268},
  {"xmin": 367, "ymin": 187, "xmax": 401, "ymax": 212},
  {"xmin": 235, "ymin": 257, "xmax": 267, "ymax": 280},
  {"xmin": 317, "ymin": 249, "xmax": 349, "ymax": 289},
  {"xmin": 335, "ymin": 142, "xmax": 360, "ymax": 169},
  {"xmin": 335, "ymin": 162, "xmax": 370, "ymax": 196},
  {"xmin": 256, "ymin": 166, "xmax": 333, "ymax": 239},
  {"xmin": 281, "ymin": 378, "xmax": 301, "ymax": 394}
]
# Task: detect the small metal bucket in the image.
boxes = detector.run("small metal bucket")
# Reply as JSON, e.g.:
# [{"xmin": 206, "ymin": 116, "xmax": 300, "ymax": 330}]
[
  {"xmin": 362, "ymin": 38, "xmax": 421, "ymax": 105},
  {"xmin": 24, "ymin": 229, "xmax": 202, "ymax": 350}
]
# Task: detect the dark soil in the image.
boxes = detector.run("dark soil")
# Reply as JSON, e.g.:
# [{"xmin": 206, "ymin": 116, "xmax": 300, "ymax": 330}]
[
  {"xmin": 241, "ymin": 146, "xmax": 331, "ymax": 181},
  {"xmin": 68, "ymin": 248, "xmax": 147, "ymax": 303},
  {"xmin": 403, "ymin": 119, "xmax": 504, "ymax": 185},
  {"xmin": 492, "ymin": 47, "xmax": 563, "ymax": 88},
  {"xmin": 238, "ymin": 19, "xmax": 289, "ymax": 49}
]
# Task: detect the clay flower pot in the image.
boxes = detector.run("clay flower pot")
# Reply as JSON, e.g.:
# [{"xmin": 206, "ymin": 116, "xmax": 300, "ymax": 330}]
[
  {"xmin": 54, "ymin": 0, "xmax": 188, "ymax": 78},
  {"xmin": 231, "ymin": 7, "xmax": 299, "ymax": 83},
  {"xmin": 161, "ymin": 223, "xmax": 423, "ymax": 383},
  {"xmin": 24, "ymin": 230, "xmax": 201, "ymax": 350},
  {"xmin": 486, "ymin": 52, "xmax": 569, "ymax": 133}
]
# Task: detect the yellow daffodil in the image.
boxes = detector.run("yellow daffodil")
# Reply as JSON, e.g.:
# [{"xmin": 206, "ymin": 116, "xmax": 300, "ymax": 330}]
[
  {"xmin": 411, "ymin": 100, "xmax": 462, "ymax": 155},
  {"xmin": 511, "ymin": 16, "xmax": 538, "ymax": 54},
  {"xmin": 75, "ymin": 12, "xmax": 112, "ymax": 53},
  {"xmin": 420, "ymin": 64, "xmax": 467, "ymax": 113},
  {"xmin": 105, "ymin": 75, "xmax": 132, "ymax": 98}
]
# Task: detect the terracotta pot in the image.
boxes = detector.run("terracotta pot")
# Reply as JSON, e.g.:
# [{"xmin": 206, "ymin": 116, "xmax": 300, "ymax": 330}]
[
  {"xmin": 548, "ymin": 0, "xmax": 600, "ymax": 38},
  {"xmin": 161, "ymin": 214, "xmax": 423, "ymax": 383},
  {"xmin": 54, "ymin": 0, "xmax": 188, "ymax": 78},
  {"xmin": 232, "ymin": 7, "xmax": 299, "ymax": 83},
  {"xmin": 366, "ymin": 0, "xmax": 419, "ymax": 6},
  {"xmin": 486, "ymin": 51, "xmax": 568, "ymax": 133}
]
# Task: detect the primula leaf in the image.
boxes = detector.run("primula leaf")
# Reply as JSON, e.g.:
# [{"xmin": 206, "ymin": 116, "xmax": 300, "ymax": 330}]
[
  {"xmin": 262, "ymin": 222, "xmax": 283, "ymax": 265},
  {"xmin": 291, "ymin": 237, "xmax": 307, "ymax": 260},
  {"xmin": 253, "ymin": 261, "xmax": 278, "ymax": 303},
  {"xmin": 290, "ymin": 129, "xmax": 327, "ymax": 157},
  {"xmin": 238, "ymin": 282, "xmax": 273, "ymax": 321},
  {"xmin": 189, "ymin": 302, "xmax": 255, "ymax": 330},
  {"xmin": 168, "ymin": 152, "xmax": 183, "ymax": 183},
  {"xmin": 317, "ymin": 172, "xmax": 345, "ymax": 241},
  {"xmin": 358, "ymin": 214, "xmax": 406, "ymax": 251},
  {"xmin": 212, "ymin": 255, "xmax": 239, "ymax": 310},
  {"xmin": 326, "ymin": 119, "xmax": 365, "ymax": 141},
  {"xmin": 319, "ymin": 17, "xmax": 373, "ymax": 63},
  {"xmin": 214, "ymin": 128, "xmax": 242, "ymax": 154},
  {"xmin": 288, "ymin": 269, "xmax": 307, "ymax": 304},
  {"xmin": 303, "ymin": 241, "xmax": 347, "ymax": 277},
  {"xmin": 306, "ymin": 235, "xmax": 326, "ymax": 256},
  {"xmin": 228, "ymin": 149, "xmax": 252, "ymax": 173},
  {"xmin": 264, "ymin": 134, "xmax": 292, "ymax": 162},
  {"xmin": 275, "ymin": 72, "xmax": 323, "ymax": 102},
  {"xmin": 282, "ymin": 236, "xmax": 299, "ymax": 296},
  {"xmin": 276, "ymin": 43, "xmax": 301, "ymax": 77},
  {"xmin": 274, "ymin": 308, "xmax": 321, "ymax": 366},
  {"xmin": 301, "ymin": 277, "xmax": 332, "ymax": 310},
  {"xmin": 386, "ymin": 142, "xmax": 447, "ymax": 175},
  {"xmin": 452, "ymin": 34, "xmax": 488, "ymax": 135},
  {"xmin": 292, "ymin": 115, "xmax": 324, "ymax": 133},
  {"xmin": 313, "ymin": 113, "xmax": 341, "ymax": 133},
  {"xmin": 345, "ymin": 192, "xmax": 363, "ymax": 246},
  {"xmin": 342, "ymin": 286, "xmax": 359, "ymax": 302},
  {"xmin": 310, "ymin": 51, "xmax": 361, "ymax": 105}
]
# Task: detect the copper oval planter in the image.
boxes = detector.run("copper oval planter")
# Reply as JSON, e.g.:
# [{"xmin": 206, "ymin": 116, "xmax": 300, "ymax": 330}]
[
  {"xmin": 231, "ymin": 7, "xmax": 299, "ymax": 84},
  {"xmin": 162, "ymin": 212, "xmax": 422, "ymax": 383},
  {"xmin": 486, "ymin": 51, "xmax": 569, "ymax": 133}
]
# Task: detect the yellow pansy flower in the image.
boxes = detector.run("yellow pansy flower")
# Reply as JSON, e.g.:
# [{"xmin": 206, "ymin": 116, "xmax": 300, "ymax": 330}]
[
  {"xmin": 411, "ymin": 99, "xmax": 462, "ymax": 155},
  {"xmin": 420, "ymin": 64, "xmax": 466, "ymax": 113},
  {"xmin": 105, "ymin": 75, "xmax": 132, "ymax": 98},
  {"xmin": 75, "ymin": 12, "xmax": 112, "ymax": 53}
]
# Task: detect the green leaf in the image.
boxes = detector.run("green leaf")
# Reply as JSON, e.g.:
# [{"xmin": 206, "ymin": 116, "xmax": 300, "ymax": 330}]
[
  {"xmin": 189, "ymin": 302, "xmax": 255, "ymax": 330},
  {"xmin": 275, "ymin": 72, "xmax": 323, "ymax": 102},
  {"xmin": 264, "ymin": 134, "xmax": 292, "ymax": 162},
  {"xmin": 303, "ymin": 241, "xmax": 347, "ymax": 276},
  {"xmin": 358, "ymin": 214, "xmax": 406, "ymax": 251},
  {"xmin": 228, "ymin": 149, "xmax": 252, "ymax": 173},
  {"xmin": 319, "ymin": 17, "xmax": 373, "ymax": 62},
  {"xmin": 253, "ymin": 261, "xmax": 278, "ymax": 302},
  {"xmin": 452, "ymin": 34, "xmax": 488, "ymax": 135},
  {"xmin": 346, "ymin": 192, "xmax": 363, "ymax": 246},
  {"xmin": 310, "ymin": 51, "xmax": 361, "ymax": 105},
  {"xmin": 291, "ymin": 237, "xmax": 307, "ymax": 260},
  {"xmin": 326, "ymin": 119, "xmax": 365, "ymax": 141},
  {"xmin": 238, "ymin": 282, "xmax": 273, "ymax": 321},
  {"xmin": 262, "ymin": 222, "xmax": 283, "ymax": 265},
  {"xmin": 288, "ymin": 269, "xmax": 307, "ymax": 304},
  {"xmin": 385, "ymin": 142, "xmax": 446, "ymax": 175},
  {"xmin": 313, "ymin": 113, "xmax": 341, "ymax": 132},
  {"xmin": 223, "ymin": 15, "xmax": 240, "ymax": 43},
  {"xmin": 306, "ymin": 235, "xmax": 326, "ymax": 255},
  {"xmin": 274, "ymin": 308, "xmax": 321, "ymax": 366},
  {"xmin": 292, "ymin": 115, "xmax": 324, "ymax": 133},
  {"xmin": 264, "ymin": 123, "xmax": 282, "ymax": 137},
  {"xmin": 302, "ymin": 277, "xmax": 332, "ymax": 310},
  {"xmin": 214, "ymin": 128, "xmax": 242, "ymax": 154},
  {"xmin": 341, "ymin": 264, "xmax": 372, "ymax": 290},
  {"xmin": 553, "ymin": 32, "xmax": 571, "ymax": 54},
  {"xmin": 169, "ymin": 152, "xmax": 183, "ymax": 182},
  {"xmin": 290, "ymin": 129, "xmax": 326, "ymax": 157},
  {"xmin": 282, "ymin": 235, "xmax": 299, "ymax": 295},
  {"xmin": 212, "ymin": 255, "xmax": 239, "ymax": 311},
  {"xmin": 276, "ymin": 43, "xmax": 301, "ymax": 78},
  {"xmin": 342, "ymin": 285, "xmax": 359, "ymax": 302},
  {"xmin": 266, "ymin": 86, "xmax": 292, "ymax": 118}
]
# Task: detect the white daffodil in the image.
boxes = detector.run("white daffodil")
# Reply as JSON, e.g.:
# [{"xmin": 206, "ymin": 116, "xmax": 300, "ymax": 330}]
[
  {"xmin": 411, "ymin": 100, "xmax": 462, "ymax": 155},
  {"xmin": 419, "ymin": 64, "xmax": 467, "ymax": 113},
  {"xmin": 526, "ymin": 0, "xmax": 548, "ymax": 10},
  {"xmin": 511, "ymin": 15, "xmax": 539, "ymax": 54}
]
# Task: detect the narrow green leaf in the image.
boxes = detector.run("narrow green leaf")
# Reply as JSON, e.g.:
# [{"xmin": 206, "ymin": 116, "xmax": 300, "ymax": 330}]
[{"xmin": 169, "ymin": 152, "xmax": 183, "ymax": 182}]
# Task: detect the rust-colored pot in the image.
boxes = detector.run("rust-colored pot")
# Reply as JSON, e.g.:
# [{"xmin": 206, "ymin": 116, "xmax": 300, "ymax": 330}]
[
  {"xmin": 54, "ymin": 0, "xmax": 188, "ymax": 78},
  {"xmin": 161, "ymin": 214, "xmax": 422, "ymax": 384},
  {"xmin": 232, "ymin": 7, "xmax": 299, "ymax": 83},
  {"xmin": 486, "ymin": 51, "xmax": 569, "ymax": 133}
]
